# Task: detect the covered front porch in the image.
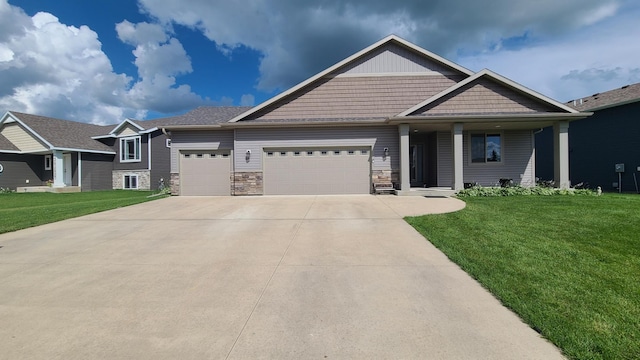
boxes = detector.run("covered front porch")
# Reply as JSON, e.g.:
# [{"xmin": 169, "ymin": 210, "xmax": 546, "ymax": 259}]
[{"xmin": 391, "ymin": 116, "xmax": 577, "ymax": 195}]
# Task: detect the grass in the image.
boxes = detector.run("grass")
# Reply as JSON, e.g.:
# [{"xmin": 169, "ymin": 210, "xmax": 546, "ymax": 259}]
[
  {"xmin": 406, "ymin": 194, "xmax": 640, "ymax": 360},
  {"xmin": 0, "ymin": 190, "xmax": 166, "ymax": 234}
]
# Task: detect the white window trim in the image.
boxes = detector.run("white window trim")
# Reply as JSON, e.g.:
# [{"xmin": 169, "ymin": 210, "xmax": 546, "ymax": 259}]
[
  {"xmin": 468, "ymin": 132, "xmax": 504, "ymax": 165},
  {"xmin": 123, "ymin": 174, "xmax": 139, "ymax": 189},
  {"xmin": 120, "ymin": 136, "xmax": 141, "ymax": 163},
  {"xmin": 44, "ymin": 154, "xmax": 52, "ymax": 170}
]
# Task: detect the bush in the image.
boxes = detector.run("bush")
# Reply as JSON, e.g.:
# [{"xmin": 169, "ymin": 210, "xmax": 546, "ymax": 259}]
[
  {"xmin": 0, "ymin": 187, "xmax": 14, "ymax": 194},
  {"xmin": 457, "ymin": 185, "xmax": 598, "ymax": 197}
]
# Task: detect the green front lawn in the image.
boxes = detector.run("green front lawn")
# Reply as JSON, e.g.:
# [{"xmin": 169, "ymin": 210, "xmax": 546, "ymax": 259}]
[
  {"xmin": 406, "ymin": 194, "xmax": 640, "ymax": 360},
  {"xmin": 0, "ymin": 190, "xmax": 166, "ymax": 234}
]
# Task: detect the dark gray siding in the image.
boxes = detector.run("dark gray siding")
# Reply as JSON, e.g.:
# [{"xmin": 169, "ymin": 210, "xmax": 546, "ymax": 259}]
[
  {"xmin": 537, "ymin": 101, "xmax": 640, "ymax": 191},
  {"xmin": 81, "ymin": 153, "xmax": 113, "ymax": 191},
  {"xmin": 0, "ymin": 153, "xmax": 45, "ymax": 190},
  {"xmin": 150, "ymin": 131, "xmax": 171, "ymax": 190}
]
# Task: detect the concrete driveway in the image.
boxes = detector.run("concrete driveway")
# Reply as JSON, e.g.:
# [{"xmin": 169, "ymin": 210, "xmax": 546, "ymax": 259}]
[{"xmin": 0, "ymin": 195, "xmax": 563, "ymax": 359}]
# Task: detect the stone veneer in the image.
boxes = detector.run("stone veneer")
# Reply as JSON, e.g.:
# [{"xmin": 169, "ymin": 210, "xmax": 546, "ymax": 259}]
[
  {"xmin": 112, "ymin": 170, "xmax": 150, "ymax": 190},
  {"xmin": 170, "ymin": 173, "xmax": 180, "ymax": 195},
  {"xmin": 372, "ymin": 169, "xmax": 400, "ymax": 189},
  {"xmin": 232, "ymin": 171, "xmax": 263, "ymax": 195}
]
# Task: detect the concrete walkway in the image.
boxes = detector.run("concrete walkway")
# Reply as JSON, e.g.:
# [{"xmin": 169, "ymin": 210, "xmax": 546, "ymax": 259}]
[{"xmin": 0, "ymin": 195, "xmax": 564, "ymax": 359}]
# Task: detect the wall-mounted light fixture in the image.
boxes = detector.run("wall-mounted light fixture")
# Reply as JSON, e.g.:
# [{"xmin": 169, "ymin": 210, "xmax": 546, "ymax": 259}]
[
  {"xmin": 383, "ymin": 147, "xmax": 389, "ymax": 159},
  {"xmin": 245, "ymin": 149, "xmax": 251, "ymax": 162}
]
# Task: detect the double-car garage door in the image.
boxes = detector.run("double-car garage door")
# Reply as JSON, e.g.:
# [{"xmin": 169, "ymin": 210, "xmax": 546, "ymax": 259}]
[
  {"xmin": 179, "ymin": 147, "xmax": 371, "ymax": 195},
  {"xmin": 263, "ymin": 148, "xmax": 371, "ymax": 195}
]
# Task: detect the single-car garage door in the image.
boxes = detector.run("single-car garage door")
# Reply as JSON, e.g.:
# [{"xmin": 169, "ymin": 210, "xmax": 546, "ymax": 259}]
[
  {"xmin": 180, "ymin": 150, "xmax": 231, "ymax": 195},
  {"xmin": 263, "ymin": 148, "xmax": 371, "ymax": 195}
]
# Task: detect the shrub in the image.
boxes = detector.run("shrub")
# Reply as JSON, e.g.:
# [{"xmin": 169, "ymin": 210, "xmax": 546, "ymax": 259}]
[
  {"xmin": 0, "ymin": 187, "xmax": 14, "ymax": 194},
  {"xmin": 457, "ymin": 185, "xmax": 598, "ymax": 197}
]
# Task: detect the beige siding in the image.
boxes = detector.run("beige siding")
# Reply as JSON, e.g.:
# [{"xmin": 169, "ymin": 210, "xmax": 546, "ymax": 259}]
[
  {"xmin": 337, "ymin": 43, "xmax": 459, "ymax": 75},
  {"xmin": 420, "ymin": 78, "xmax": 557, "ymax": 115},
  {"xmin": 438, "ymin": 130, "xmax": 535, "ymax": 187},
  {"xmin": 248, "ymin": 75, "xmax": 463, "ymax": 120},
  {"xmin": 234, "ymin": 127, "xmax": 398, "ymax": 173},
  {"xmin": 0, "ymin": 122, "xmax": 48, "ymax": 152},
  {"xmin": 170, "ymin": 130, "xmax": 234, "ymax": 173},
  {"xmin": 116, "ymin": 124, "xmax": 140, "ymax": 137}
]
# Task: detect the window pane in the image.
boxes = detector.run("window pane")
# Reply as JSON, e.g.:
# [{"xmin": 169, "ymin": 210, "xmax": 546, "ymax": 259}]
[
  {"xmin": 486, "ymin": 134, "xmax": 501, "ymax": 162},
  {"xmin": 471, "ymin": 134, "xmax": 486, "ymax": 163}
]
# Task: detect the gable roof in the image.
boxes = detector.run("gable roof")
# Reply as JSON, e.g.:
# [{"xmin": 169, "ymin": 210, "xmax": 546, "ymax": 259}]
[
  {"xmin": 1, "ymin": 112, "xmax": 114, "ymax": 154},
  {"xmin": 0, "ymin": 133, "xmax": 19, "ymax": 152},
  {"xmin": 229, "ymin": 35, "xmax": 474, "ymax": 123},
  {"xmin": 398, "ymin": 69, "xmax": 579, "ymax": 117},
  {"xmin": 567, "ymin": 82, "xmax": 640, "ymax": 111}
]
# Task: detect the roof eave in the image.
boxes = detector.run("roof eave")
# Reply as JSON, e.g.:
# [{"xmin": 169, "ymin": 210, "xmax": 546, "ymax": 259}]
[{"xmin": 388, "ymin": 112, "xmax": 591, "ymax": 124}]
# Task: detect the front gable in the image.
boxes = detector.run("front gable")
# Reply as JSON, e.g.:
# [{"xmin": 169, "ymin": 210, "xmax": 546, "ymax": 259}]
[
  {"xmin": 233, "ymin": 36, "xmax": 473, "ymax": 123},
  {"xmin": 400, "ymin": 70, "xmax": 578, "ymax": 117},
  {"xmin": 0, "ymin": 115, "xmax": 50, "ymax": 153}
]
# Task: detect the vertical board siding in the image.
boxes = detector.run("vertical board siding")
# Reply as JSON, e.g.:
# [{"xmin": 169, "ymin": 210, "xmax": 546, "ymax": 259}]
[
  {"xmin": 170, "ymin": 130, "xmax": 234, "ymax": 173},
  {"xmin": 81, "ymin": 153, "xmax": 114, "ymax": 191},
  {"xmin": 235, "ymin": 126, "xmax": 398, "ymax": 173},
  {"xmin": 419, "ymin": 78, "xmax": 557, "ymax": 115},
  {"xmin": 150, "ymin": 131, "xmax": 171, "ymax": 190},
  {"xmin": 338, "ymin": 43, "xmax": 458, "ymax": 75},
  {"xmin": 438, "ymin": 130, "xmax": 535, "ymax": 187},
  {"xmin": 0, "ymin": 123, "xmax": 48, "ymax": 152},
  {"xmin": 248, "ymin": 75, "xmax": 463, "ymax": 120}
]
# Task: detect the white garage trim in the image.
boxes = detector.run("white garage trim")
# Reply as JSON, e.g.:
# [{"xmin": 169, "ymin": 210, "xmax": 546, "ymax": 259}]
[
  {"xmin": 180, "ymin": 150, "xmax": 231, "ymax": 196},
  {"xmin": 263, "ymin": 147, "xmax": 371, "ymax": 195}
]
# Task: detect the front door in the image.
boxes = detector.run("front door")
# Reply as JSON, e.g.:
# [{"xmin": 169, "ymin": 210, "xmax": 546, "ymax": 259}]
[
  {"xmin": 410, "ymin": 144, "xmax": 423, "ymax": 187},
  {"xmin": 63, "ymin": 153, "xmax": 72, "ymax": 186}
]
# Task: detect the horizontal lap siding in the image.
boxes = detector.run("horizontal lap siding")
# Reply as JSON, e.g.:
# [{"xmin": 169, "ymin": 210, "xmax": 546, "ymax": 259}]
[
  {"xmin": 249, "ymin": 75, "xmax": 462, "ymax": 120},
  {"xmin": 170, "ymin": 130, "xmax": 234, "ymax": 172},
  {"xmin": 438, "ymin": 130, "xmax": 535, "ymax": 187},
  {"xmin": 81, "ymin": 153, "xmax": 113, "ymax": 191},
  {"xmin": 235, "ymin": 127, "xmax": 398, "ymax": 173},
  {"xmin": 0, "ymin": 153, "xmax": 44, "ymax": 190},
  {"xmin": 0, "ymin": 123, "xmax": 48, "ymax": 152},
  {"xmin": 421, "ymin": 78, "xmax": 557, "ymax": 115}
]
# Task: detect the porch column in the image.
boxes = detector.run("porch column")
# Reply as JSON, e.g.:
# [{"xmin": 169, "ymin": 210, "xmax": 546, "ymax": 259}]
[
  {"xmin": 399, "ymin": 124, "xmax": 410, "ymax": 191},
  {"xmin": 52, "ymin": 150, "xmax": 65, "ymax": 187},
  {"xmin": 452, "ymin": 123, "xmax": 464, "ymax": 191},
  {"xmin": 553, "ymin": 120, "xmax": 570, "ymax": 189}
]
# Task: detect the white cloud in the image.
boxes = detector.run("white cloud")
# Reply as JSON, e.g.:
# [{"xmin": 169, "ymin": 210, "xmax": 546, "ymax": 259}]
[
  {"xmin": 115, "ymin": 20, "xmax": 168, "ymax": 46},
  {"xmin": 240, "ymin": 94, "xmax": 255, "ymax": 106}
]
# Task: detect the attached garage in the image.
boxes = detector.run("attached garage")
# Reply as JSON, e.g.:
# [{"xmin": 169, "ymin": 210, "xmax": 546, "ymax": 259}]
[
  {"xmin": 263, "ymin": 147, "xmax": 371, "ymax": 195},
  {"xmin": 180, "ymin": 150, "xmax": 231, "ymax": 195}
]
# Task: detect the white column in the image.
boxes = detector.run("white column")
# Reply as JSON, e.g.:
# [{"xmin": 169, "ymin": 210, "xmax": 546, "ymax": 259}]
[
  {"xmin": 553, "ymin": 121, "xmax": 570, "ymax": 189},
  {"xmin": 52, "ymin": 150, "xmax": 65, "ymax": 187},
  {"xmin": 452, "ymin": 123, "xmax": 464, "ymax": 191},
  {"xmin": 399, "ymin": 124, "xmax": 410, "ymax": 191}
]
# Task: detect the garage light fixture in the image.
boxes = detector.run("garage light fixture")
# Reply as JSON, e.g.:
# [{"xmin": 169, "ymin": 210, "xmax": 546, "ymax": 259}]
[
  {"xmin": 245, "ymin": 149, "xmax": 251, "ymax": 162},
  {"xmin": 383, "ymin": 147, "xmax": 389, "ymax": 158}
]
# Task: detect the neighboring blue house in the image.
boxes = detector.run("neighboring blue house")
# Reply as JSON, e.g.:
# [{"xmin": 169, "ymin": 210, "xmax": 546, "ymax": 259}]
[{"xmin": 536, "ymin": 82, "xmax": 640, "ymax": 192}]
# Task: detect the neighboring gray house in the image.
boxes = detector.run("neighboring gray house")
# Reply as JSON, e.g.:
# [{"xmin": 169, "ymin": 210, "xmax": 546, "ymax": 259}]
[
  {"xmin": 0, "ymin": 108, "xmax": 247, "ymax": 191},
  {"xmin": 536, "ymin": 82, "xmax": 640, "ymax": 192},
  {"xmin": 163, "ymin": 35, "xmax": 590, "ymax": 196}
]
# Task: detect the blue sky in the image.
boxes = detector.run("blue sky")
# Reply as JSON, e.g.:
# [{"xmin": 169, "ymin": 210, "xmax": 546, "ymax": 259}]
[{"xmin": 1, "ymin": 0, "xmax": 639, "ymax": 124}]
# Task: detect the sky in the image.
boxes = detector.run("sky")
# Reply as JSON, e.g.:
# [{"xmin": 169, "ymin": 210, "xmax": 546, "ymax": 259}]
[{"xmin": 1, "ymin": 0, "xmax": 639, "ymax": 124}]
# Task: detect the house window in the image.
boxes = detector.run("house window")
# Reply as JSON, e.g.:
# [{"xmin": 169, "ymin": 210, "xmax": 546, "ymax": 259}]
[
  {"xmin": 123, "ymin": 174, "xmax": 138, "ymax": 189},
  {"xmin": 471, "ymin": 133, "xmax": 502, "ymax": 163},
  {"xmin": 44, "ymin": 155, "xmax": 52, "ymax": 170},
  {"xmin": 120, "ymin": 136, "xmax": 141, "ymax": 162}
]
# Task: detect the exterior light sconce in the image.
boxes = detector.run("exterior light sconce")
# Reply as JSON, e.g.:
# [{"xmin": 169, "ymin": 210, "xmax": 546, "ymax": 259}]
[
  {"xmin": 383, "ymin": 147, "xmax": 389, "ymax": 159},
  {"xmin": 245, "ymin": 150, "xmax": 251, "ymax": 162}
]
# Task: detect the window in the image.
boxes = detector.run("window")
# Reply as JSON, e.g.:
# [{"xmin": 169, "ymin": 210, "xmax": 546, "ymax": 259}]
[
  {"xmin": 267, "ymin": 151, "xmax": 274, "ymax": 157},
  {"xmin": 120, "ymin": 136, "xmax": 141, "ymax": 162},
  {"xmin": 471, "ymin": 133, "xmax": 502, "ymax": 163},
  {"xmin": 307, "ymin": 151, "xmax": 313, "ymax": 156},
  {"xmin": 123, "ymin": 174, "xmax": 138, "ymax": 189},
  {"xmin": 44, "ymin": 155, "xmax": 52, "ymax": 170}
]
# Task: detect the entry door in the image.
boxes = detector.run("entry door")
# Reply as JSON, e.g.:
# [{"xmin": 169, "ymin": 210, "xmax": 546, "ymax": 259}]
[
  {"xmin": 63, "ymin": 153, "xmax": 72, "ymax": 186},
  {"xmin": 410, "ymin": 144, "xmax": 423, "ymax": 186}
]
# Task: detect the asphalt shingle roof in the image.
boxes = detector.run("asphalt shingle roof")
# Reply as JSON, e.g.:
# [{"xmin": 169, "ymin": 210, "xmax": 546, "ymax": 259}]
[
  {"xmin": 9, "ymin": 112, "xmax": 114, "ymax": 152},
  {"xmin": 132, "ymin": 106, "xmax": 252, "ymax": 128},
  {"xmin": 0, "ymin": 133, "xmax": 19, "ymax": 151},
  {"xmin": 567, "ymin": 82, "xmax": 640, "ymax": 111}
]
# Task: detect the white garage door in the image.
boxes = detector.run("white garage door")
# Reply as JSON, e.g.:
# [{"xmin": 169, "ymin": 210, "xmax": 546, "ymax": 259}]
[
  {"xmin": 263, "ymin": 148, "xmax": 371, "ymax": 195},
  {"xmin": 180, "ymin": 150, "xmax": 231, "ymax": 196}
]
